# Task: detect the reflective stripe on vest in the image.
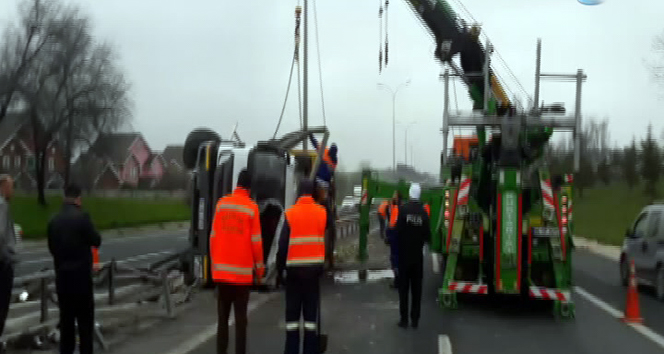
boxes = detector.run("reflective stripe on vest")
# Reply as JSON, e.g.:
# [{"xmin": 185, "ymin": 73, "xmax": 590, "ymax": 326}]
[{"xmin": 286, "ymin": 196, "xmax": 327, "ymax": 267}]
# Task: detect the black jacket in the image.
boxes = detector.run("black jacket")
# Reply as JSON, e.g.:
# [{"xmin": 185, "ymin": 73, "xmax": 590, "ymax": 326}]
[
  {"xmin": 395, "ymin": 201, "xmax": 431, "ymax": 267},
  {"xmin": 47, "ymin": 203, "xmax": 101, "ymax": 274}
]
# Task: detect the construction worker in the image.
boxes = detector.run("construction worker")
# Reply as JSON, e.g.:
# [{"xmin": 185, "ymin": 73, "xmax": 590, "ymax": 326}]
[
  {"xmin": 277, "ymin": 179, "xmax": 327, "ymax": 354},
  {"xmin": 378, "ymin": 199, "xmax": 390, "ymax": 242},
  {"xmin": 308, "ymin": 133, "xmax": 338, "ymax": 187},
  {"xmin": 395, "ymin": 183, "xmax": 431, "ymax": 329},
  {"xmin": 210, "ymin": 169, "xmax": 264, "ymax": 354},
  {"xmin": 386, "ymin": 191, "xmax": 402, "ymax": 289},
  {"xmin": 47, "ymin": 184, "xmax": 101, "ymax": 354},
  {"xmin": 424, "ymin": 203, "xmax": 431, "ymax": 217}
]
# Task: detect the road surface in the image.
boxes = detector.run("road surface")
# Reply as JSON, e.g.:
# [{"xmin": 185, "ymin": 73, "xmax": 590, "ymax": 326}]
[
  {"xmin": 14, "ymin": 230, "xmax": 189, "ymax": 277},
  {"xmin": 181, "ymin": 249, "xmax": 664, "ymax": 354}
]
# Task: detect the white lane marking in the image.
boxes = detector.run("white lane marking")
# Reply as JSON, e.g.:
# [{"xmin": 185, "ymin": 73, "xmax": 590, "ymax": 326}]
[
  {"xmin": 574, "ymin": 286, "xmax": 664, "ymax": 349},
  {"xmin": 573, "ymin": 286, "xmax": 622, "ymax": 317},
  {"xmin": 20, "ymin": 258, "xmax": 52, "ymax": 265},
  {"xmin": 166, "ymin": 292, "xmax": 278, "ymax": 354},
  {"xmin": 438, "ymin": 334, "xmax": 453, "ymax": 354},
  {"xmin": 432, "ymin": 253, "xmax": 441, "ymax": 274}
]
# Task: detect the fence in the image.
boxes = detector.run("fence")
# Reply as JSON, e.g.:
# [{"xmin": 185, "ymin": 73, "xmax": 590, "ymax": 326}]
[
  {"xmin": 3, "ymin": 212, "xmax": 364, "ymax": 351},
  {"xmin": 3, "ymin": 254, "xmax": 191, "ymax": 351}
]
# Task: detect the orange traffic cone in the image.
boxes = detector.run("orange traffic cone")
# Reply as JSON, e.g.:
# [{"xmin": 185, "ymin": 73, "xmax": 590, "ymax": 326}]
[
  {"xmin": 92, "ymin": 247, "xmax": 100, "ymax": 271},
  {"xmin": 622, "ymin": 260, "xmax": 643, "ymax": 324}
]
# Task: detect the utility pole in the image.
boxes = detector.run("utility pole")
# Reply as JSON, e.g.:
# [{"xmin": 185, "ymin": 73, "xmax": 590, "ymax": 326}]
[{"xmin": 303, "ymin": 0, "xmax": 309, "ymax": 151}]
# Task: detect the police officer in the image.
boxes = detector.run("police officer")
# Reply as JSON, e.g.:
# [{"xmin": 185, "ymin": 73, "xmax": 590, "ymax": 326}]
[
  {"xmin": 277, "ymin": 179, "xmax": 327, "ymax": 354},
  {"xmin": 47, "ymin": 184, "xmax": 101, "ymax": 354},
  {"xmin": 395, "ymin": 183, "xmax": 431, "ymax": 329},
  {"xmin": 210, "ymin": 169, "xmax": 265, "ymax": 354}
]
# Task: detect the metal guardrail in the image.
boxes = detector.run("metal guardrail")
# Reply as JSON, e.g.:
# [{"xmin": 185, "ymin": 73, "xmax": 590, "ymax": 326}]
[
  {"xmin": 4, "ymin": 212, "xmax": 367, "ymax": 351},
  {"xmin": 4, "ymin": 254, "xmax": 192, "ymax": 351}
]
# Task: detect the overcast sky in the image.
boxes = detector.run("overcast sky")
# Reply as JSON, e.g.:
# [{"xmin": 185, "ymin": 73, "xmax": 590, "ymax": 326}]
[{"xmin": 1, "ymin": 0, "xmax": 663, "ymax": 173}]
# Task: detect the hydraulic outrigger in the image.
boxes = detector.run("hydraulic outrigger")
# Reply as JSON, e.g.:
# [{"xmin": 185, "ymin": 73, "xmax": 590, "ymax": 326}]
[{"xmin": 359, "ymin": 39, "xmax": 584, "ymax": 319}]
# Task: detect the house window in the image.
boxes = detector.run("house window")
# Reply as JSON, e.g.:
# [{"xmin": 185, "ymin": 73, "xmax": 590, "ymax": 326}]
[
  {"xmin": 14, "ymin": 156, "xmax": 20, "ymax": 169},
  {"xmin": 48, "ymin": 157, "xmax": 54, "ymax": 172},
  {"xmin": 130, "ymin": 167, "xmax": 137, "ymax": 180},
  {"xmin": 2, "ymin": 156, "xmax": 9, "ymax": 170}
]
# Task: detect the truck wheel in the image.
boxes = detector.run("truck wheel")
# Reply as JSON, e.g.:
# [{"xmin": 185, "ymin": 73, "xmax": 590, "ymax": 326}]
[
  {"xmin": 656, "ymin": 265, "xmax": 664, "ymax": 302},
  {"xmin": 183, "ymin": 128, "xmax": 221, "ymax": 169}
]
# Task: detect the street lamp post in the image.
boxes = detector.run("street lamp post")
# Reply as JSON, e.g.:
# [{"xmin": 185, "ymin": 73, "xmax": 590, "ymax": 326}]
[
  {"xmin": 398, "ymin": 121, "xmax": 416, "ymax": 165},
  {"xmin": 378, "ymin": 79, "xmax": 411, "ymax": 171}
]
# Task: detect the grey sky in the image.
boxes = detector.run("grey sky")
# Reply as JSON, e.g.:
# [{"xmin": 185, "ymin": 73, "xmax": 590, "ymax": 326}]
[{"xmin": 1, "ymin": 0, "xmax": 663, "ymax": 174}]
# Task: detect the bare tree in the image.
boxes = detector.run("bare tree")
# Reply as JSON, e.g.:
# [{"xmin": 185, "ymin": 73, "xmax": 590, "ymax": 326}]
[{"xmin": 5, "ymin": 0, "xmax": 131, "ymax": 204}]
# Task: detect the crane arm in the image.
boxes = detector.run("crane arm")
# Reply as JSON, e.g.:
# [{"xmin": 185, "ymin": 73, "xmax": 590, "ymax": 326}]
[{"xmin": 402, "ymin": 0, "xmax": 511, "ymax": 113}]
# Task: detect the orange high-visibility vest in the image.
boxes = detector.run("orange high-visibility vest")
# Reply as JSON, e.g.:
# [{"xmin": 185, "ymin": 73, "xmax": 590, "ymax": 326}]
[
  {"xmin": 424, "ymin": 204, "xmax": 430, "ymax": 217},
  {"xmin": 323, "ymin": 149, "xmax": 337, "ymax": 172},
  {"xmin": 285, "ymin": 195, "xmax": 327, "ymax": 266},
  {"xmin": 378, "ymin": 201, "xmax": 389, "ymax": 219},
  {"xmin": 389, "ymin": 204, "xmax": 399, "ymax": 228},
  {"xmin": 210, "ymin": 188, "xmax": 264, "ymax": 284}
]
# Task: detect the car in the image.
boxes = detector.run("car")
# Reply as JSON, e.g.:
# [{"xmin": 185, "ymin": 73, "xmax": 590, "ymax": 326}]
[{"xmin": 620, "ymin": 203, "xmax": 664, "ymax": 301}]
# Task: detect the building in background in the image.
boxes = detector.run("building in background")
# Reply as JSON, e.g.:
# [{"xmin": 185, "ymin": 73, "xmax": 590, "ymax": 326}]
[{"xmin": 0, "ymin": 112, "xmax": 67, "ymax": 190}]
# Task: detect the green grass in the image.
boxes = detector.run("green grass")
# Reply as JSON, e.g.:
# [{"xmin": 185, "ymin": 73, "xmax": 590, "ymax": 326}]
[
  {"xmin": 575, "ymin": 182, "xmax": 661, "ymax": 246},
  {"xmin": 11, "ymin": 195, "xmax": 190, "ymax": 239}
]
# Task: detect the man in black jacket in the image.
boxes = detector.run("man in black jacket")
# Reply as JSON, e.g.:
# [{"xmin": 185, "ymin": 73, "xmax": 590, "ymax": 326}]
[
  {"xmin": 395, "ymin": 183, "xmax": 431, "ymax": 329},
  {"xmin": 48, "ymin": 184, "xmax": 101, "ymax": 354}
]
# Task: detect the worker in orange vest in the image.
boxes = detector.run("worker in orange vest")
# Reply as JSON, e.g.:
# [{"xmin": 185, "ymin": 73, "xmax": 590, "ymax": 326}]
[
  {"xmin": 91, "ymin": 247, "xmax": 100, "ymax": 271},
  {"xmin": 210, "ymin": 169, "xmax": 264, "ymax": 354},
  {"xmin": 378, "ymin": 200, "xmax": 390, "ymax": 242},
  {"xmin": 277, "ymin": 179, "xmax": 328, "ymax": 354},
  {"xmin": 386, "ymin": 191, "xmax": 402, "ymax": 289},
  {"xmin": 424, "ymin": 203, "xmax": 430, "ymax": 217}
]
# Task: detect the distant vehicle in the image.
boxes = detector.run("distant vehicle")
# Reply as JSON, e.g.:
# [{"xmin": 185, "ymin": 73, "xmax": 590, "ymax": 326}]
[
  {"xmin": 620, "ymin": 203, "xmax": 664, "ymax": 300},
  {"xmin": 340, "ymin": 196, "xmax": 358, "ymax": 214}
]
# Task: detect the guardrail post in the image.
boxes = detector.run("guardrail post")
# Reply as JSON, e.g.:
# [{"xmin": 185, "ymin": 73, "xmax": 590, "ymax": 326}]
[
  {"xmin": 109, "ymin": 258, "xmax": 116, "ymax": 305},
  {"xmin": 40, "ymin": 277, "xmax": 48, "ymax": 323},
  {"xmin": 162, "ymin": 271, "xmax": 174, "ymax": 318}
]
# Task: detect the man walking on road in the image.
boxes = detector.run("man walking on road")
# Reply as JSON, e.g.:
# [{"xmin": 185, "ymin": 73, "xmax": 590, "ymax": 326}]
[
  {"xmin": 210, "ymin": 169, "xmax": 264, "ymax": 354},
  {"xmin": 386, "ymin": 191, "xmax": 402, "ymax": 289},
  {"xmin": 0, "ymin": 175, "xmax": 16, "ymax": 352},
  {"xmin": 48, "ymin": 184, "xmax": 101, "ymax": 354},
  {"xmin": 395, "ymin": 183, "xmax": 430, "ymax": 329},
  {"xmin": 277, "ymin": 179, "xmax": 328, "ymax": 354}
]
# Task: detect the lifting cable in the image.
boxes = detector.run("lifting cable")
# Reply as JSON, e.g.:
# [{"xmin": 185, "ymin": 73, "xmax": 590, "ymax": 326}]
[
  {"xmin": 312, "ymin": 0, "xmax": 327, "ymax": 126},
  {"xmin": 274, "ymin": 4, "xmax": 303, "ymax": 138},
  {"xmin": 384, "ymin": 0, "xmax": 389, "ymax": 68},
  {"xmin": 379, "ymin": 0, "xmax": 384, "ymax": 73}
]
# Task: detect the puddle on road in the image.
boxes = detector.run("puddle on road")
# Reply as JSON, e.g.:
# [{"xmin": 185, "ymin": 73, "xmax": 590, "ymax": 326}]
[{"xmin": 333, "ymin": 269, "xmax": 394, "ymax": 284}]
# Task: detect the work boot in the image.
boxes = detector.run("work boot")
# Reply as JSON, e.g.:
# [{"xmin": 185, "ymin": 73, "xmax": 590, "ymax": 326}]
[
  {"xmin": 411, "ymin": 320, "xmax": 419, "ymax": 329},
  {"xmin": 397, "ymin": 320, "xmax": 408, "ymax": 328}
]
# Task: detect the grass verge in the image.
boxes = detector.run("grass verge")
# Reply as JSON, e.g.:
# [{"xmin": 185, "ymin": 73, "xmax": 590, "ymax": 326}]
[
  {"xmin": 575, "ymin": 182, "xmax": 656, "ymax": 246},
  {"xmin": 11, "ymin": 195, "xmax": 189, "ymax": 239}
]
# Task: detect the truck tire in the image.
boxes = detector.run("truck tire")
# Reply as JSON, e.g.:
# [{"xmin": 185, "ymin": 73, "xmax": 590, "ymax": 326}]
[{"xmin": 183, "ymin": 128, "xmax": 221, "ymax": 169}]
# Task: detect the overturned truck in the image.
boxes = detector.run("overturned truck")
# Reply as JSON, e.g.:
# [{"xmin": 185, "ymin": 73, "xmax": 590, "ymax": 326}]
[{"xmin": 179, "ymin": 127, "xmax": 337, "ymax": 289}]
